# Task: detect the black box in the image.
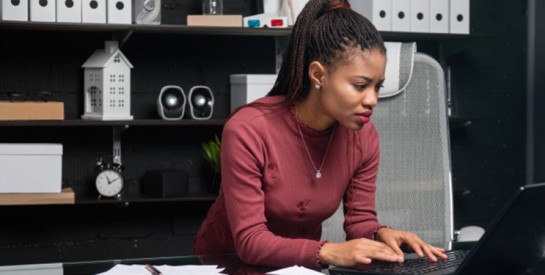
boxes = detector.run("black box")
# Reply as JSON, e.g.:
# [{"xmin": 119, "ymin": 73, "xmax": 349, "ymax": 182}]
[{"xmin": 142, "ymin": 169, "xmax": 189, "ymax": 198}]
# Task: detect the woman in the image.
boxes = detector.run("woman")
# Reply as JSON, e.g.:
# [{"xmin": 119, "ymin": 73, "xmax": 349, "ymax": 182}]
[{"xmin": 193, "ymin": 0, "xmax": 447, "ymax": 269}]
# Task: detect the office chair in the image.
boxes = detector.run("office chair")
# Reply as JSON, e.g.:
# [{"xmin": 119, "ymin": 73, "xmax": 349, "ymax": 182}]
[{"xmin": 321, "ymin": 42, "xmax": 459, "ymax": 248}]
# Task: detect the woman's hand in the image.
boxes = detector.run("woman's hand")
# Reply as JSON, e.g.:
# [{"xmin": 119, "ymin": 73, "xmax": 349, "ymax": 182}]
[
  {"xmin": 319, "ymin": 238, "xmax": 404, "ymax": 267},
  {"xmin": 375, "ymin": 227, "xmax": 448, "ymax": 262}
]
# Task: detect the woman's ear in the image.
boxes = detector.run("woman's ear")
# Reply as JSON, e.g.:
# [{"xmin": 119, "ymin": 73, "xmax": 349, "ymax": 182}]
[{"xmin": 308, "ymin": 60, "xmax": 326, "ymax": 88}]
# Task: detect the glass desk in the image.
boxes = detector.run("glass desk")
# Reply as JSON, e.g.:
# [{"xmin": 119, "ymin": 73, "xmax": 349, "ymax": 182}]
[
  {"xmin": 3, "ymin": 242, "xmax": 545, "ymax": 275},
  {"xmin": 63, "ymin": 254, "xmax": 278, "ymax": 275}
]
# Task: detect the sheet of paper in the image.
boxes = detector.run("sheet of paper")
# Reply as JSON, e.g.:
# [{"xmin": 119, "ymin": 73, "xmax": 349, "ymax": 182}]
[
  {"xmin": 96, "ymin": 264, "xmax": 225, "ymax": 275},
  {"xmin": 267, "ymin": 265, "xmax": 323, "ymax": 275}
]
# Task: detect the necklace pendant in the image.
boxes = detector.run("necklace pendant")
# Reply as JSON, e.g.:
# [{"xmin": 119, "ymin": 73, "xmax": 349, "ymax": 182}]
[{"xmin": 316, "ymin": 171, "xmax": 322, "ymax": 179}]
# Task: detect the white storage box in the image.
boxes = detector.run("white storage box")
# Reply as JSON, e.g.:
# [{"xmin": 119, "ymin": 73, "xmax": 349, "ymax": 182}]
[
  {"xmin": 56, "ymin": 0, "xmax": 81, "ymax": 23},
  {"xmin": 0, "ymin": 0, "xmax": 29, "ymax": 21},
  {"xmin": 30, "ymin": 0, "xmax": 56, "ymax": 22},
  {"xmin": 230, "ymin": 74, "xmax": 277, "ymax": 112},
  {"xmin": 0, "ymin": 263, "xmax": 62, "ymax": 275},
  {"xmin": 348, "ymin": 0, "xmax": 392, "ymax": 31},
  {"xmin": 0, "ymin": 144, "xmax": 62, "ymax": 193},
  {"xmin": 82, "ymin": 0, "xmax": 106, "ymax": 23},
  {"xmin": 107, "ymin": 0, "xmax": 131, "ymax": 24}
]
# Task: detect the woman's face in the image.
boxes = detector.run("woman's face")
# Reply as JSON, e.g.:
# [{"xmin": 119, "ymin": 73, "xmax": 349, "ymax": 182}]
[{"xmin": 320, "ymin": 48, "xmax": 386, "ymax": 130}]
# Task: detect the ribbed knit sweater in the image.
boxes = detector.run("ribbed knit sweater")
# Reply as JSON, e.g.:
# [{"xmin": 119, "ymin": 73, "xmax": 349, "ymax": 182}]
[{"xmin": 193, "ymin": 95, "xmax": 383, "ymax": 268}]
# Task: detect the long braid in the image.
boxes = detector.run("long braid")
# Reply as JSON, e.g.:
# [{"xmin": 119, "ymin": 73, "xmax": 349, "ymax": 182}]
[
  {"xmin": 268, "ymin": 0, "xmax": 326, "ymax": 102},
  {"xmin": 268, "ymin": 0, "xmax": 385, "ymax": 106}
]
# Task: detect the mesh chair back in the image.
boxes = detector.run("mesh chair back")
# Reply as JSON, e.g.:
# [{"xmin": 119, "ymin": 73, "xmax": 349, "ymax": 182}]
[
  {"xmin": 321, "ymin": 45, "xmax": 453, "ymax": 248},
  {"xmin": 373, "ymin": 52, "xmax": 453, "ymax": 248}
]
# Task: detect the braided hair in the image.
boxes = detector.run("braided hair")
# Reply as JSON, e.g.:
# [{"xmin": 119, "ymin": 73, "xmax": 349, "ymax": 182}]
[{"xmin": 268, "ymin": 0, "xmax": 386, "ymax": 105}]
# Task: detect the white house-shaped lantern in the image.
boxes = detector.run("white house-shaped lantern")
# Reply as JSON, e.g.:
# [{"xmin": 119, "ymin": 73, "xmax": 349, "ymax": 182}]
[{"xmin": 82, "ymin": 41, "xmax": 134, "ymax": 120}]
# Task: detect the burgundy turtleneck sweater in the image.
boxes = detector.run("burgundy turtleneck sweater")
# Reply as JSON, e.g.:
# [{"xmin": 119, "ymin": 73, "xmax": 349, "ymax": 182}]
[{"xmin": 193, "ymin": 95, "xmax": 383, "ymax": 268}]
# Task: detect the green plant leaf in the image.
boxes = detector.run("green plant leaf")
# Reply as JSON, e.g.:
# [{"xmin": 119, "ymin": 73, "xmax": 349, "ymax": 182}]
[{"xmin": 202, "ymin": 134, "xmax": 221, "ymax": 173}]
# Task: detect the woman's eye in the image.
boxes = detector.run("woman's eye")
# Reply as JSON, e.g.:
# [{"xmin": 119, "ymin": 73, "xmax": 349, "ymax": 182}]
[
  {"xmin": 354, "ymin": 84, "xmax": 367, "ymax": 90},
  {"xmin": 375, "ymin": 84, "xmax": 384, "ymax": 92}
]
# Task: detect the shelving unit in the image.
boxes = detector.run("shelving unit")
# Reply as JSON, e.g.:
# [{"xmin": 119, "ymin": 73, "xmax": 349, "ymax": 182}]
[
  {"xmin": 0, "ymin": 20, "xmax": 469, "ymax": 206},
  {"xmin": 0, "ymin": 119, "xmax": 227, "ymax": 127}
]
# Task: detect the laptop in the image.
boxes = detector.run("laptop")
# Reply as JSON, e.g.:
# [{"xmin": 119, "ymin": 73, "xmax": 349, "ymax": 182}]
[{"xmin": 329, "ymin": 182, "xmax": 545, "ymax": 275}]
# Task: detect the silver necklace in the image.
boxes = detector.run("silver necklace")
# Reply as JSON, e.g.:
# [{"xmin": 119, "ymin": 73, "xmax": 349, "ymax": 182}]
[{"xmin": 295, "ymin": 108, "xmax": 337, "ymax": 179}]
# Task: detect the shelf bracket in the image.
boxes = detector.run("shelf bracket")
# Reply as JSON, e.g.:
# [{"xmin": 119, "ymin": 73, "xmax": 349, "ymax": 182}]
[
  {"xmin": 112, "ymin": 125, "xmax": 129, "ymax": 165},
  {"xmin": 113, "ymin": 29, "xmax": 134, "ymax": 47},
  {"xmin": 275, "ymin": 36, "xmax": 289, "ymax": 74}
]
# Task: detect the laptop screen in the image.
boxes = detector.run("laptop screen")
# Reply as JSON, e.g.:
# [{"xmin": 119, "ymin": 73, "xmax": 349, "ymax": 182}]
[{"xmin": 457, "ymin": 182, "xmax": 545, "ymax": 274}]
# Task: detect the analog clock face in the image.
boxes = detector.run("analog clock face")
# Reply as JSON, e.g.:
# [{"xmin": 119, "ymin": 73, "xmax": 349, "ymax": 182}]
[{"xmin": 96, "ymin": 169, "xmax": 124, "ymax": 197}]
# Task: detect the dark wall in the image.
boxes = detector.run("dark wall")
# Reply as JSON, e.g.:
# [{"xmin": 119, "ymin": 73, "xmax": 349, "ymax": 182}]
[
  {"xmin": 448, "ymin": 1, "xmax": 527, "ymax": 229},
  {"xmin": 530, "ymin": 1, "xmax": 545, "ymax": 183}
]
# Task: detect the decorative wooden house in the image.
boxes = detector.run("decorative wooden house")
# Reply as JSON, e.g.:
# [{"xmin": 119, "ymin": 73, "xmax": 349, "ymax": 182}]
[{"xmin": 82, "ymin": 41, "xmax": 133, "ymax": 120}]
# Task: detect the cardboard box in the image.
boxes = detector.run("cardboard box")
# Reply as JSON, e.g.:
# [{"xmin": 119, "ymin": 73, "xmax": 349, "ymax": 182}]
[
  {"xmin": 187, "ymin": 15, "xmax": 242, "ymax": 27},
  {"xmin": 0, "ymin": 188, "xmax": 74, "ymax": 205},
  {"xmin": 0, "ymin": 143, "xmax": 63, "ymax": 193},
  {"xmin": 230, "ymin": 74, "xmax": 276, "ymax": 112},
  {"xmin": 0, "ymin": 101, "xmax": 64, "ymax": 120}
]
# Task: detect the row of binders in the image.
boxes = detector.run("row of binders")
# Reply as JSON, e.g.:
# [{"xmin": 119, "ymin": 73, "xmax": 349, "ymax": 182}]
[
  {"xmin": 348, "ymin": 0, "xmax": 470, "ymax": 34},
  {"xmin": 0, "ymin": 0, "xmax": 161, "ymax": 24}
]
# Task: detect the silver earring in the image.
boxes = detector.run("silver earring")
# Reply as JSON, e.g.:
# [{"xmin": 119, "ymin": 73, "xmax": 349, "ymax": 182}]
[{"xmin": 315, "ymin": 84, "xmax": 321, "ymax": 90}]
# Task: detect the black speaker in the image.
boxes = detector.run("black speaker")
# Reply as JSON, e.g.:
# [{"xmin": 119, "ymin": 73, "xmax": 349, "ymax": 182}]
[
  {"xmin": 187, "ymin": 85, "xmax": 214, "ymax": 120},
  {"xmin": 157, "ymin": 85, "xmax": 186, "ymax": 120},
  {"xmin": 142, "ymin": 169, "xmax": 189, "ymax": 198}
]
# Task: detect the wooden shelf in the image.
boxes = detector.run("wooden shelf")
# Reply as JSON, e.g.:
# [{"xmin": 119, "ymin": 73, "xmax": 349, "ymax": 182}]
[
  {"xmin": 0, "ymin": 119, "xmax": 227, "ymax": 127},
  {"xmin": 0, "ymin": 188, "xmax": 75, "ymax": 206},
  {"xmin": 76, "ymin": 194, "xmax": 217, "ymax": 205},
  {"xmin": 0, "ymin": 21, "xmax": 292, "ymax": 36},
  {"xmin": 0, "ymin": 21, "xmax": 471, "ymax": 40}
]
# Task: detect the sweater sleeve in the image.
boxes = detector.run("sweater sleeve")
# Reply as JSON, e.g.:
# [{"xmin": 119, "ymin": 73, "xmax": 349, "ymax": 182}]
[
  {"xmin": 221, "ymin": 119, "xmax": 322, "ymax": 269},
  {"xmin": 344, "ymin": 123, "xmax": 386, "ymax": 240}
]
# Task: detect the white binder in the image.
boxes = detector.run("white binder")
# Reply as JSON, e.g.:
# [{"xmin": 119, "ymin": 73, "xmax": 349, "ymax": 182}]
[
  {"xmin": 0, "ymin": 0, "xmax": 28, "ymax": 21},
  {"xmin": 430, "ymin": 0, "xmax": 449, "ymax": 33},
  {"xmin": 348, "ymin": 0, "xmax": 392, "ymax": 32},
  {"xmin": 30, "ymin": 0, "xmax": 56, "ymax": 22},
  {"xmin": 392, "ymin": 0, "xmax": 410, "ymax": 32},
  {"xmin": 410, "ymin": 0, "xmax": 429, "ymax": 33},
  {"xmin": 450, "ymin": 0, "xmax": 470, "ymax": 34},
  {"xmin": 107, "ymin": 0, "xmax": 132, "ymax": 24},
  {"xmin": 82, "ymin": 0, "xmax": 106, "ymax": 23},
  {"xmin": 56, "ymin": 0, "xmax": 81, "ymax": 23}
]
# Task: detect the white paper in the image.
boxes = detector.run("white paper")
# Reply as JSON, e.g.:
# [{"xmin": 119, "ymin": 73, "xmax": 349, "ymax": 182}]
[
  {"xmin": 96, "ymin": 264, "xmax": 225, "ymax": 275},
  {"xmin": 267, "ymin": 265, "xmax": 323, "ymax": 275}
]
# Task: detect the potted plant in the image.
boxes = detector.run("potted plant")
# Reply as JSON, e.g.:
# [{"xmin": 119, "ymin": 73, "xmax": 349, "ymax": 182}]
[{"xmin": 202, "ymin": 134, "xmax": 221, "ymax": 193}]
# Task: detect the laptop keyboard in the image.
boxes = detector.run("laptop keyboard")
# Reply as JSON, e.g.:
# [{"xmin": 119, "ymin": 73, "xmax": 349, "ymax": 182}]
[{"xmin": 331, "ymin": 250, "xmax": 469, "ymax": 275}]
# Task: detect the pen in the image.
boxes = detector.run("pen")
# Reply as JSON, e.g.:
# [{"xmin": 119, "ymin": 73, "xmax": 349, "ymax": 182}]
[{"xmin": 145, "ymin": 264, "xmax": 162, "ymax": 275}]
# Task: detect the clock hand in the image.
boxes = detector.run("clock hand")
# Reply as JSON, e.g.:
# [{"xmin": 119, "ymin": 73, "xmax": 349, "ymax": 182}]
[
  {"xmin": 105, "ymin": 175, "xmax": 112, "ymax": 184},
  {"xmin": 110, "ymin": 177, "xmax": 119, "ymax": 183}
]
